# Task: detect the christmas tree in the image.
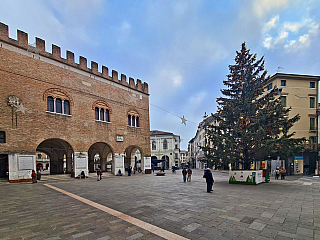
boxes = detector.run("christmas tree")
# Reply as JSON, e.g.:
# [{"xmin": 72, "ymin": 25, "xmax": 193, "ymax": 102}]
[{"xmin": 203, "ymin": 42, "xmax": 305, "ymax": 170}]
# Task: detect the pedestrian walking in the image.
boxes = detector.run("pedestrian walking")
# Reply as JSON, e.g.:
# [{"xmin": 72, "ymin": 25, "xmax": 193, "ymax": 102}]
[
  {"xmin": 280, "ymin": 167, "xmax": 286, "ymax": 180},
  {"xmin": 97, "ymin": 168, "xmax": 101, "ymax": 181},
  {"xmin": 275, "ymin": 167, "xmax": 280, "ymax": 180},
  {"xmin": 128, "ymin": 165, "xmax": 132, "ymax": 176},
  {"xmin": 203, "ymin": 168, "xmax": 214, "ymax": 193},
  {"xmin": 182, "ymin": 167, "xmax": 187, "ymax": 182},
  {"xmin": 31, "ymin": 170, "xmax": 37, "ymax": 183},
  {"xmin": 187, "ymin": 167, "xmax": 192, "ymax": 182}
]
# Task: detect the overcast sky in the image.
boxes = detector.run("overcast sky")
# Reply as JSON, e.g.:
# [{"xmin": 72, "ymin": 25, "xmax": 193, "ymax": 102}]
[{"xmin": 1, "ymin": 0, "xmax": 319, "ymax": 150}]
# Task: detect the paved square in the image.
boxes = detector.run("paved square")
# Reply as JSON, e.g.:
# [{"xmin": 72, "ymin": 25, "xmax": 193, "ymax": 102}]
[{"xmin": 1, "ymin": 170, "xmax": 320, "ymax": 239}]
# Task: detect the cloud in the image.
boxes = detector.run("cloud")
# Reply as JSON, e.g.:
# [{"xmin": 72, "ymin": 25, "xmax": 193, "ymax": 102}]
[
  {"xmin": 252, "ymin": 0, "xmax": 289, "ymax": 18},
  {"xmin": 284, "ymin": 21, "xmax": 319, "ymax": 52},
  {"xmin": 264, "ymin": 15, "xmax": 279, "ymax": 32},
  {"xmin": 263, "ymin": 37, "xmax": 273, "ymax": 49},
  {"xmin": 262, "ymin": 16, "xmax": 319, "ymax": 52}
]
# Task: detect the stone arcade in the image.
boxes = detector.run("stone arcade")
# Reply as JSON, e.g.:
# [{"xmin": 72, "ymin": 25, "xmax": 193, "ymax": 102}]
[{"xmin": 0, "ymin": 22, "xmax": 151, "ymax": 182}]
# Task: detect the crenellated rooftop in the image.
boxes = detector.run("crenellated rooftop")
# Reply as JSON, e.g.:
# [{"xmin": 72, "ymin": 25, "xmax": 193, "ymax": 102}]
[{"xmin": 0, "ymin": 22, "xmax": 148, "ymax": 94}]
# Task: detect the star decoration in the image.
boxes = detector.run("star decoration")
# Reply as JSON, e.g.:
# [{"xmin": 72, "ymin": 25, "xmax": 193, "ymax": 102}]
[{"xmin": 181, "ymin": 115, "xmax": 187, "ymax": 125}]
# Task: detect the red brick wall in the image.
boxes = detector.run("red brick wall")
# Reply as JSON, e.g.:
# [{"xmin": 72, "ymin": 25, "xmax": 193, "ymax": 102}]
[{"xmin": 0, "ymin": 41, "xmax": 150, "ymax": 156}]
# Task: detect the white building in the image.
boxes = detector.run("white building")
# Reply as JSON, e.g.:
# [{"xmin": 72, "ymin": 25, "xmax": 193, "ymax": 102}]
[
  {"xmin": 150, "ymin": 130, "xmax": 180, "ymax": 170},
  {"xmin": 189, "ymin": 114, "xmax": 217, "ymax": 169},
  {"xmin": 180, "ymin": 150, "xmax": 187, "ymax": 169}
]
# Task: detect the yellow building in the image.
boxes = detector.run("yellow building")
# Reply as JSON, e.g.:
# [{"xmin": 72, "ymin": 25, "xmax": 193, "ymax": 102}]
[{"xmin": 265, "ymin": 73, "xmax": 319, "ymax": 175}]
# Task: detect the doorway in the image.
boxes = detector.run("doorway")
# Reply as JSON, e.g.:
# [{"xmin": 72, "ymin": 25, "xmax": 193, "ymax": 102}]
[{"xmin": 0, "ymin": 154, "xmax": 8, "ymax": 179}]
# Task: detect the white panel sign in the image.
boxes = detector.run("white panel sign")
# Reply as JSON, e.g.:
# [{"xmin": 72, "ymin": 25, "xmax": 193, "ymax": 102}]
[
  {"xmin": 76, "ymin": 157, "xmax": 86, "ymax": 169},
  {"xmin": 144, "ymin": 157, "xmax": 151, "ymax": 170},
  {"xmin": 115, "ymin": 155, "xmax": 124, "ymax": 168},
  {"xmin": 116, "ymin": 135, "xmax": 124, "ymax": 142},
  {"xmin": 18, "ymin": 156, "xmax": 34, "ymax": 170}
]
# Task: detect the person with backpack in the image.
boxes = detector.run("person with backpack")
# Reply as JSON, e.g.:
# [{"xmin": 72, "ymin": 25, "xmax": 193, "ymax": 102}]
[
  {"xmin": 275, "ymin": 167, "xmax": 280, "ymax": 180},
  {"xmin": 187, "ymin": 167, "xmax": 192, "ymax": 182}
]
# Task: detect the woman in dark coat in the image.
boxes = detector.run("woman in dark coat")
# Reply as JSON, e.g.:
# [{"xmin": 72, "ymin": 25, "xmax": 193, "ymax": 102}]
[{"xmin": 203, "ymin": 168, "xmax": 214, "ymax": 193}]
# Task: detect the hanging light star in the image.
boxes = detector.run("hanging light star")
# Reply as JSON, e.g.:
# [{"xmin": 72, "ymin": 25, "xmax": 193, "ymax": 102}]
[{"xmin": 181, "ymin": 115, "xmax": 187, "ymax": 125}]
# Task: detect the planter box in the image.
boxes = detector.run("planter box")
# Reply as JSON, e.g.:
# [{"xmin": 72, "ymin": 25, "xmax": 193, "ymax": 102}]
[{"xmin": 229, "ymin": 170, "xmax": 263, "ymax": 184}]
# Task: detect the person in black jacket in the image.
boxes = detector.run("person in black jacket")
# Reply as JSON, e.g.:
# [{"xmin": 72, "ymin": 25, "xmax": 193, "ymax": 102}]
[{"xmin": 203, "ymin": 168, "xmax": 214, "ymax": 193}]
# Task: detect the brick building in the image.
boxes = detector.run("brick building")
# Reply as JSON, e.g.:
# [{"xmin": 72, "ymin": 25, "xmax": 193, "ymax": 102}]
[{"xmin": 0, "ymin": 22, "xmax": 151, "ymax": 182}]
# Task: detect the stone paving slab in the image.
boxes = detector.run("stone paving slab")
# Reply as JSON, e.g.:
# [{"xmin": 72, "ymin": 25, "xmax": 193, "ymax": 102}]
[{"xmin": 1, "ymin": 170, "xmax": 320, "ymax": 239}]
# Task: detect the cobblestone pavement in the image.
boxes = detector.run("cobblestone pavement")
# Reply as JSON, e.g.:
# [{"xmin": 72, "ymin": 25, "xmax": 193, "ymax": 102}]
[{"xmin": 1, "ymin": 169, "xmax": 320, "ymax": 240}]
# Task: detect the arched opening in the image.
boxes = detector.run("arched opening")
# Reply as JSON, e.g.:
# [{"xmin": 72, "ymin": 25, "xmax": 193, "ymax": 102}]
[
  {"xmin": 36, "ymin": 138, "xmax": 73, "ymax": 175},
  {"xmin": 88, "ymin": 142, "xmax": 113, "ymax": 173},
  {"xmin": 162, "ymin": 155, "xmax": 169, "ymax": 170},
  {"xmin": 124, "ymin": 146, "xmax": 143, "ymax": 172}
]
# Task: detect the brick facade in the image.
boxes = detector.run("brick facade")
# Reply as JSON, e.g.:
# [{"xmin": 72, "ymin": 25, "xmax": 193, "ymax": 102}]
[{"xmin": 0, "ymin": 22, "xmax": 151, "ymax": 181}]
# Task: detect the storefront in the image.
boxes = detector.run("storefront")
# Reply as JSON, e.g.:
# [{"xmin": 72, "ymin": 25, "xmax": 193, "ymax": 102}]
[{"xmin": 294, "ymin": 156, "xmax": 303, "ymax": 174}]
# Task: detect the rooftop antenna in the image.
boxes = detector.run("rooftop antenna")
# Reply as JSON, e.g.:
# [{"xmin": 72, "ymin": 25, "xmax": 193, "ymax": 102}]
[{"xmin": 277, "ymin": 66, "xmax": 284, "ymax": 73}]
